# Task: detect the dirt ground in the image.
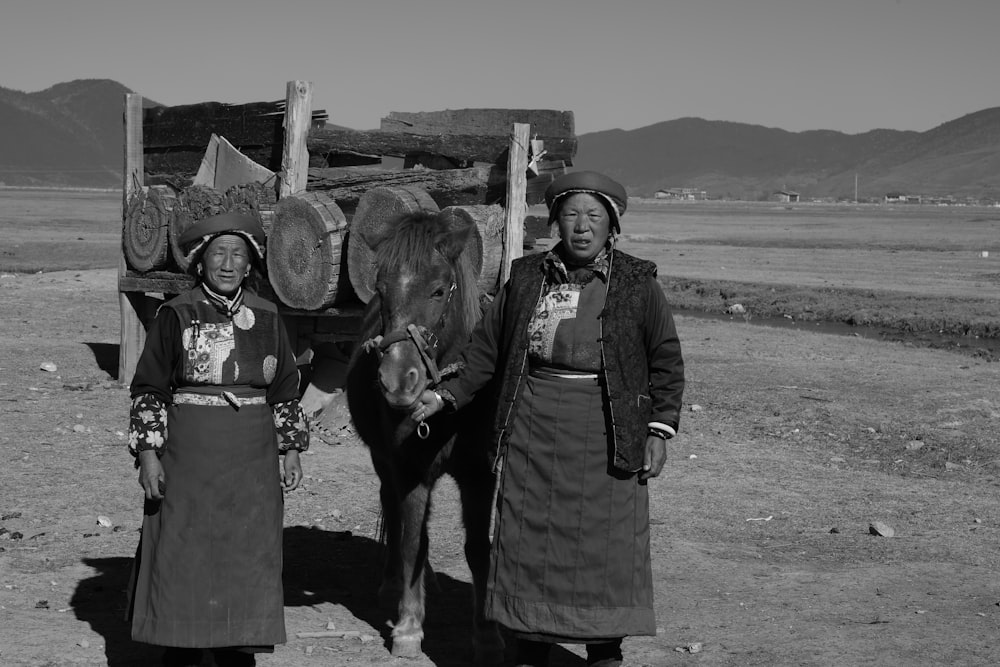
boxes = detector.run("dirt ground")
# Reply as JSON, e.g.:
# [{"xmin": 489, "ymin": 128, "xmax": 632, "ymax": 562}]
[{"xmin": 3, "ymin": 268, "xmax": 1000, "ymax": 666}]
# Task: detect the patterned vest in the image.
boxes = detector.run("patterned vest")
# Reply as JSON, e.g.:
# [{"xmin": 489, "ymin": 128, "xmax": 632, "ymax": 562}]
[{"xmin": 162, "ymin": 288, "xmax": 286, "ymax": 389}]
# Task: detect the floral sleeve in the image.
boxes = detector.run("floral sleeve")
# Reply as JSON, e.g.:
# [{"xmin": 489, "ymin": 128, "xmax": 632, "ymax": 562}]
[
  {"xmin": 128, "ymin": 393, "xmax": 168, "ymax": 462},
  {"xmin": 273, "ymin": 400, "xmax": 309, "ymax": 452}
]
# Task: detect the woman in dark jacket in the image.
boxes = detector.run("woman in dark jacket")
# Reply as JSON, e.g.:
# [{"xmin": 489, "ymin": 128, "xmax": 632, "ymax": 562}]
[
  {"xmin": 413, "ymin": 171, "xmax": 684, "ymax": 667},
  {"xmin": 126, "ymin": 212, "xmax": 308, "ymax": 667}
]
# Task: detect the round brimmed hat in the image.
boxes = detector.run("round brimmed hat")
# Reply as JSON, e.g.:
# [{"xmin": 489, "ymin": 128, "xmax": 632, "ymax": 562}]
[
  {"xmin": 544, "ymin": 170, "xmax": 628, "ymax": 231},
  {"xmin": 178, "ymin": 211, "xmax": 266, "ymax": 266}
]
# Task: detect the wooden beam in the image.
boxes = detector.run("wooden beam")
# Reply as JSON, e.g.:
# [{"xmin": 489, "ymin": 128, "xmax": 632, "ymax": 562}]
[
  {"xmin": 307, "ymin": 165, "xmax": 493, "ymax": 208},
  {"xmin": 143, "ymin": 100, "xmax": 328, "ymax": 149},
  {"xmin": 280, "ymin": 81, "xmax": 313, "ymax": 198},
  {"xmin": 381, "ymin": 109, "xmax": 574, "ymax": 137},
  {"xmin": 119, "ymin": 93, "xmax": 145, "ymax": 386},
  {"xmin": 119, "ymin": 271, "xmax": 196, "ymax": 294},
  {"xmin": 501, "ymin": 123, "xmax": 529, "ymax": 285},
  {"xmin": 307, "ymin": 126, "xmax": 577, "ymax": 165}
]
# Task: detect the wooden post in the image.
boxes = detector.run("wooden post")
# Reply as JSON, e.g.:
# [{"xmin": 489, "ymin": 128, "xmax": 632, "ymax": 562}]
[
  {"xmin": 279, "ymin": 80, "xmax": 313, "ymax": 199},
  {"xmin": 501, "ymin": 123, "xmax": 529, "ymax": 285},
  {"xmin": 118, "ymin": 94, "xmax": 145, "ymax": 386}
]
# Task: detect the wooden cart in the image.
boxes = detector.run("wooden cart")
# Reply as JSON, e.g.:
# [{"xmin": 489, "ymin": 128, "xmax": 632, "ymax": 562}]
[{"xmin": 117, "ymin": 80, "xmax": 575, "ymax": 385}]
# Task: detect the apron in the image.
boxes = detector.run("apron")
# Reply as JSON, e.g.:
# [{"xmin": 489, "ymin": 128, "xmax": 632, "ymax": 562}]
[
  {"xmin": 485, "ymin": 371, "xmax": 655, "ymax": 641},
  {"xmin": 128, "ymin": 389, "xmax": 286, "ymax": 648}
]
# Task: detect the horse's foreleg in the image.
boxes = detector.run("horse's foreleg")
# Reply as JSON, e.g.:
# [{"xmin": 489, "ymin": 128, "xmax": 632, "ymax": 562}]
[
  {"xmin": 459, "ymin": 470, "xmax": 505, "ymax": 665},
  {"xmin": 391, "ymin": 483, "xmax": 432, "ymax": 659},
  {"xmin": 376, "ymin": 476, "xmax": 403, "ymax": 607}
]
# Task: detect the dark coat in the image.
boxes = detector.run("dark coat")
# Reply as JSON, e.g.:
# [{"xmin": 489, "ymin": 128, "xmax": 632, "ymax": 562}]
[{"xmin": 443, "ymin": 248, "xmax": 684, "ymax": 472}]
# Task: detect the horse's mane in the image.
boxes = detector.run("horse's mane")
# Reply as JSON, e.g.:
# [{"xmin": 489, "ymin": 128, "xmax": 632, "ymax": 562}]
[{"xmin": 373, "ymin": 212, "xmax": 481, "ymax": 336}]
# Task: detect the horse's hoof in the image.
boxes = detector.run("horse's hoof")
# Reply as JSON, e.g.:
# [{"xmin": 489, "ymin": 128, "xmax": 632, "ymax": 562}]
[{"xmin": 390, "ymin": 636, "xmax": 423, "ymax": 659}]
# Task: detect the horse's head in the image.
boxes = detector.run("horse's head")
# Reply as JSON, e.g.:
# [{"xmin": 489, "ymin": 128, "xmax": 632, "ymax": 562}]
[{"xmin": 359, "ymin": 209, "xmax": 482, "ymax": 410}]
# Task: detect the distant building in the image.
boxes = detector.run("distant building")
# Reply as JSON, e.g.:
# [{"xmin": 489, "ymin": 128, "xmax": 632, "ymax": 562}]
[
  {"xmin": 654, "ymin": 187, "xmax": 707, "ymax": 201},
  {"xmin": 773, "ymin": 190, "xmax": 800, "ymax": 203},
  {"xmin": 884, "ymin": 192, "xmax": 922, "ymax": 204}
]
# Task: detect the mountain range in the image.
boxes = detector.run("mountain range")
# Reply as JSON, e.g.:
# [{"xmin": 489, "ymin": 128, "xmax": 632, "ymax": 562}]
[{"xmin": 1, "ymin": 79, "xmax": 998, "ymax": 201}]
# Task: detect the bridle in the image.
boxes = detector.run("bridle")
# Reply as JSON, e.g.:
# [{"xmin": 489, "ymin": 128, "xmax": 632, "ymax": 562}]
[
  {"xmin": 362, "ymin": 322, "xmax": 445, "ymax": 385},
  {"xmin": 361, "ymin": 282, "xmax": 459, "ymax": 438}
]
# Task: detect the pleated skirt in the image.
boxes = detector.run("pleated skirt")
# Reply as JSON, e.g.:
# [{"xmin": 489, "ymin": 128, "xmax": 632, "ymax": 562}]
[
  {"xmin": 484, "ymin": 371, "xmax": 656, "ymax": 641},
  {"xmin": 128, "ymin": 401, "xmax": 286, "ymax": 648}
]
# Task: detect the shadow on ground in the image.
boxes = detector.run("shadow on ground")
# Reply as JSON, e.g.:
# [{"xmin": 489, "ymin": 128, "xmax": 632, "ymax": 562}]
[
  {"xmin": 72, "ymin": 528, "xmax": 584, "ymax": 667},
  {"xmin": 73, "ymin": 556, "xmax": 161, "ymax": 667},
  {"xmin": 282, "ymin": 526, "xmax": 585, "ymax": 666},
  {"xmin": 84, "ymin": 342, "xmax": 119, "ymax": 380}
]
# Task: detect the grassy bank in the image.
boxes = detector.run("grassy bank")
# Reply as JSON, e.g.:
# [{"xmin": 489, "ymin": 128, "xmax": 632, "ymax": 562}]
[{"xmin": 661, "ymin": 276, "xmax": 1000, "ymax": 339}]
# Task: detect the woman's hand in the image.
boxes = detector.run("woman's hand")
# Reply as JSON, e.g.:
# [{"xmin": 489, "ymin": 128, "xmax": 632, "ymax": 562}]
[
  {"xmin": 639, "ymin": 435, "xmax": 667, "ymax": 480},
  {"xmin": 282, "ymin": 449, "xmax": 302, "ymax": 491},
  {"xmin": 138, "ymin": 450, "xmax": 165, "ymax": 500},
  {"xmin": 410, "ymin": 390, "xmax": 445, "ymax": 423}
]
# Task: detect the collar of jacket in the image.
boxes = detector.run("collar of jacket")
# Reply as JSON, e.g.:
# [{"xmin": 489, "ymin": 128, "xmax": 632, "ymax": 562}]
[{"xmin": 543, "ymin": 241, "xmax": 612, "ymax": 284}]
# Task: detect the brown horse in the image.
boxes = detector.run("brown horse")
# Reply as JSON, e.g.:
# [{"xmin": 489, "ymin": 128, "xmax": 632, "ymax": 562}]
[{"xmin": 345, "ymin": 209, "xmax": 504, "ymax": 662}]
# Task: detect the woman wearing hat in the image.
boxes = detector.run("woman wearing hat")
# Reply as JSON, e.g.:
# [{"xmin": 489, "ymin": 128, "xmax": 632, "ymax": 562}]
[
  {"xmin": 125, "ymin": 212, "xmax": 308, "ymax": 667},
  {"xmin": 413, "ymin": 171, "xmax": 685, "ymax": 666}
]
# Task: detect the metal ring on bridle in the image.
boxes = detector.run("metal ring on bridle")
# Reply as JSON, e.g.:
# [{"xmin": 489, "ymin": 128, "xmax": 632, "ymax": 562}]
[{"xmin": 416, "ymin": 420, "xmax": 430, "ymax": 439}]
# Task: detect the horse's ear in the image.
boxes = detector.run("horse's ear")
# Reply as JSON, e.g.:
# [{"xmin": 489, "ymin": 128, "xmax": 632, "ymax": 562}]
[
  {"xmin": 437, "ymin": 208, "xmax": 484, "ymax": 277},
  {"xmin": 360, "ymin": 222, "xmax": 391, "ymax": 251}
]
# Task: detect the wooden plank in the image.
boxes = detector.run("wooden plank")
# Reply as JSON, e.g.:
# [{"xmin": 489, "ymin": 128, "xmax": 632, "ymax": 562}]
[
  {"xmin": 307, "ymin": 126, "xmax": 577, "ymax": 165},
  {"xmin": 501, "ymin": 123, "xmax": 529, "ymax": 285},
  {"xmin": 119, "ymin": 271, "xmax": 196, "ymax": 294},
  {"xmin": 192, "ymin": 134, "xmax": 221, "ymax": 187},
  {"xmin": 209, "ymin": 134, "xmax": 277, "ymax": 193},
  {"xmin": 119, "ymin": 93, "xmax": 146, "ymax": 386},
  {"xmin": 381, "ymin": 109, "xmax": 574, "ymax": 137},
  {"xmin": 280, "ymin": 81, "xmax": 312, "ymax": 198}
]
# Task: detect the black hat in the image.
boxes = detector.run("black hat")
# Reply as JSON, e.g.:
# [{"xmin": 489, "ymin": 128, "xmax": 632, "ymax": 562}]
[
  {"xmin": 544, "ymin": 171, "xmax": 627, "ymax": 231},
  {"xmin": 178, "ymin": 212, "xmax": 266, "ymax": 265}
]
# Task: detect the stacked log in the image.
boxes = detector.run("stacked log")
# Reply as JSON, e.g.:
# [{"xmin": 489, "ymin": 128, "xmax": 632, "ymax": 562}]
[
  {"xmin": 526, "ymin": 159, "xmax": 568, "ymax": 202},
  {"xmin": 346, "ymin": 185, "xmax": 440, "ymax": 303},
  {"xmin": 123, "ymin": 185, "xmax": 176, "ymax": 272},
  {"xmin": 441, "ymin": 204, "xmax": 505, "ymax": 297},
  {"xmin": 307, "ymin": 165, "xmax": 491, "ymax": 211},
  {"xmin": 266, "ymin": 192, "xmax": 350, "ymax": 310},
  {"xmin": 168, "ymin": 185, "xmax": 226, "ymax": 271},
  {"xmin": 225, "ymin": 181, "xmax": 278, "ymax": 234}
]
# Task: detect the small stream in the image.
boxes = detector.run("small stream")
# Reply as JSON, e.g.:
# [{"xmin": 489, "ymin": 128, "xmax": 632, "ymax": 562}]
[{"xmin": 675, "ymin": 308, "xmax": 1000, "ymax": 361}]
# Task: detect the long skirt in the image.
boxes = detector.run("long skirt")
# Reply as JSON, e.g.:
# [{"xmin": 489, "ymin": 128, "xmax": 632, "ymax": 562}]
[
  {"xmin": 128, "ymin": 400, "xmax": 286, "ymax": 648},
  {"xmin": 484, "ymin": 371, "xmax": 656, "ymax": 641}
]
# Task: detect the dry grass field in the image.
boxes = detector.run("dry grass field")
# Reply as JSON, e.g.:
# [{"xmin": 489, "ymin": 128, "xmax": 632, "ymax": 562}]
[
  {"xmin": 0, "ymin": 189, "xmax": 121, "ymax": 273},
  {"xmin": 616, "ymin": 200, "xmax": 1000, "ymax": 352},
  {"xmin": 621, "ymin": 199, "xmax": 1000, "ymax": 296},
  {"xmin": 3, "ymin": 189, "xmax": 1000, "ymax": 666}
]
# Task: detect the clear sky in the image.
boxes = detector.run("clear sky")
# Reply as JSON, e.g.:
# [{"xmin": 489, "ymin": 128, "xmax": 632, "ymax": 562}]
[{"xmin": 3, "ymin": 0, "xmax": 998, "ymax": 135}]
